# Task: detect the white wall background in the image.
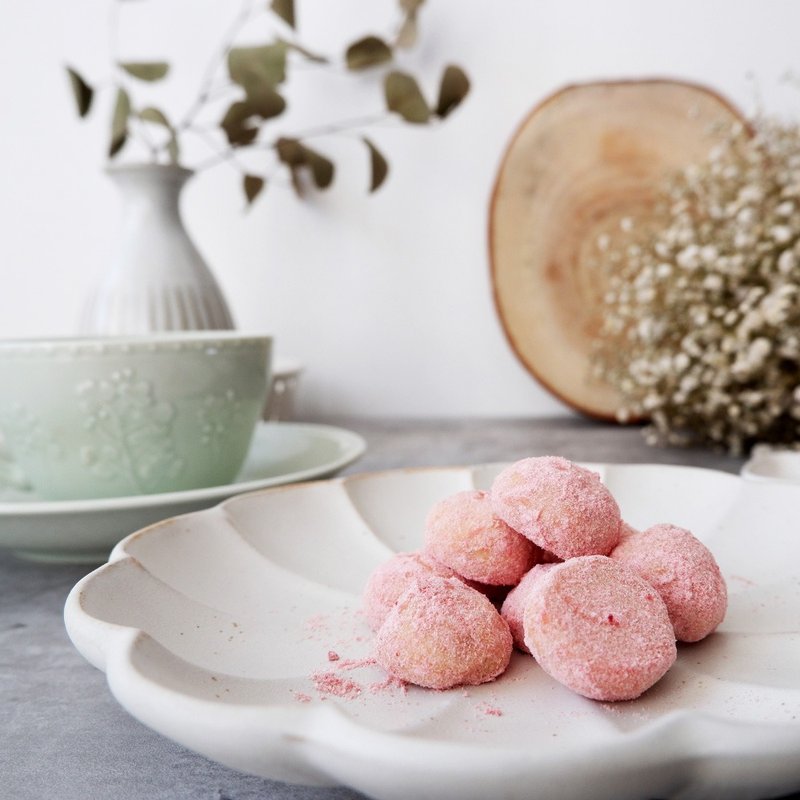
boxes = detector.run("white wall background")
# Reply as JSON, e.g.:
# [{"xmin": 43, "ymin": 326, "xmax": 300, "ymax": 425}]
[{"xmin": 2, "ymin": 0, "xmax": 800, "ymax": 419}]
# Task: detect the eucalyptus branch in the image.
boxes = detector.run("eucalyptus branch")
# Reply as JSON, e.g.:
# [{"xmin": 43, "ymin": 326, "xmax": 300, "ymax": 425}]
[
  {"xmin": 280, "ymin": 113, "xmax": 393, "ymax": 141},
  {"xmin": 130, "ymin": 115, "xmax": 160, "ymax": 159},
  {"xmin": 65, "ymin": 0, "xmax": 471, "ymax": 204},
  {"xmin": 189, "ymin": 126, "xmax": 252, "ymax": 174},
  {"xmin": 177, "ymin": 0, "xmax": 258, "ymax": 132}
]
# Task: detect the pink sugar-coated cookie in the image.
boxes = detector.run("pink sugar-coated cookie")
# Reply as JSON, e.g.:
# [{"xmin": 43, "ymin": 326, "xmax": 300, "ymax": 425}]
[
  {"xmin": 362, "ymin": 552, "xmax": 459, "ymax": 631},
  {"xmin": 500, "ymin": 564, "xmax": 558, "ymax": 653},
  {"xmin": 610, "ymin": 523, "xmax": 727, "ymax": 642},
  {"xmin": 522, "ymin": 556, "xmax": 677, "ymax": 701},
  {"xmin": 620, "ymin": 522, "xmax": 640, "ymax": 540},
  {"xmin": 374, "ymin": 575, "xmax": 513, "ymax": 690},
  {"xmin": 491, "ymin": 456, "xmax": 622, "ymax": 559},
  {"xmin": 423, "ymin": 489, "xmax": 541, "ymax": 586}
]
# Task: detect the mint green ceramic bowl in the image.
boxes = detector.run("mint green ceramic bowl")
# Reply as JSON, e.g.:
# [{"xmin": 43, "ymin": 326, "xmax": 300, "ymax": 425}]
[{"xmin": 0, "ymin": 332, "xmax": 271, "ymax": 500}]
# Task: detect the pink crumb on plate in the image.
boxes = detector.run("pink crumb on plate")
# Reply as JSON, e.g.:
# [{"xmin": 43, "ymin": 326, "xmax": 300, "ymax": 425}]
[
  {"xmin": 312, "ymin": 671, "xmax": 363, "ymax": 700},
  {"xmin": 491, "ymin": 456, "xmax": 622, "ymax": 559},
  {"xmin": 423, "ymin": 489, "xmax": 541, "ymax": 585},
  {"xmin": 374, "ymin": 575, "xmax": 513, "ymax": 690},
  {"xmin": 522, "ymin": 556, "xmax": 676, "ymax": 702},
  {"xmin": 610, "ymin": 522, "xmax": 727, "ymax": 642}
]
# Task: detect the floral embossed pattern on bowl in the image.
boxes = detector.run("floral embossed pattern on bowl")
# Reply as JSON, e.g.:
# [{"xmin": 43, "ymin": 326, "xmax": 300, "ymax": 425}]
[
  {"xmin": 65, "ymin": 463, "xmax": 800, "ymax": 800},
  {"xmin": 0, "ymin": 332, "xmax": 270, "ymax": 500},
  {"xmin": 0, "ymin": 421, "xmax": 365, "ymax": 563}
]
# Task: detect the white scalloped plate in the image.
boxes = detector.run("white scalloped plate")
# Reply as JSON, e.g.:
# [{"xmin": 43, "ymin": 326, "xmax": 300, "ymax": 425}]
[
  {"xmin": 1, "ymin": 422, "xmax": 365, "ymax": 563},
  {"xmin": 64, "ymin": 464, "xmax": 800, "ymax": 800}
]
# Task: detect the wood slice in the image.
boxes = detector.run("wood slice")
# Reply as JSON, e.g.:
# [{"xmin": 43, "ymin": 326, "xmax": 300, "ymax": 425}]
[{"xmin": 489, "ymin": 79, "xmax": 744, "ymax": 421}]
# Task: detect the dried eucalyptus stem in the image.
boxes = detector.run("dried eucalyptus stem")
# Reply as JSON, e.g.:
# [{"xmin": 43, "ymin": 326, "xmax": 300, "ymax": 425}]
[{"xmin": 65, "ymin": 0, "xmax": 470, "ymax": 205}]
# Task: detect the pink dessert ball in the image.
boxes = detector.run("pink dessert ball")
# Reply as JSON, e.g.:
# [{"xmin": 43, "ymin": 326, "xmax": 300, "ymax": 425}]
[
  {"xmin": 500, "ymin": 564, "xmax": 557, "ymax": 653},
  {"xmin": 523, "ymin": 556, "xmax": 677, "ymax": 701},
  {"xmin": 610, "ymin": 523, "xmax": 728, "ymax": 642},
  {"xmin": 491, "ymin": 457, "xmax": 622, "ymax": 559},
  {"xmin": 620, "ymin": 522, "xmax": 640, "ymax": 540},
  {"xmin": 374, "ymin": 575, "xmax": 513, "ymax": 690},
  {"xmin": 362, "ymin": 552, "xmax": 458, "ymax": 631},
  {"xmin": 423, "ymin": 489, "xmax": 541, "ymax": 586}
]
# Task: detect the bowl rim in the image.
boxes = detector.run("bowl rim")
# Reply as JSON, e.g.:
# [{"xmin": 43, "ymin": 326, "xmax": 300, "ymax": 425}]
[{"xmin": 0, "ymin": 331, "xmax": 273, "ymax": 355}]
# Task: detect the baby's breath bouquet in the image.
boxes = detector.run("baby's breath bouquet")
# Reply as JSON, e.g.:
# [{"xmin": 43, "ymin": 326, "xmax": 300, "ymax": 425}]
[{"xmin": 595, "ymin": 118, "xmax": 800, "ymax": 454}]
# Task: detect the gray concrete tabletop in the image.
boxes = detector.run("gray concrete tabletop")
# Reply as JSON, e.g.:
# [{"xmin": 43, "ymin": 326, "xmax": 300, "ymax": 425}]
[{"xmin": 2, "ymin": 417, "xmax": 797, "ymax": 800}]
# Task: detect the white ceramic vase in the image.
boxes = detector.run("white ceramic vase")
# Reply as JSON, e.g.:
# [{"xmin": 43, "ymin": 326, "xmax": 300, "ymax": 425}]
[{"xmin": 81, "ymin": 164, "xmax": 235, "ymax": 334}]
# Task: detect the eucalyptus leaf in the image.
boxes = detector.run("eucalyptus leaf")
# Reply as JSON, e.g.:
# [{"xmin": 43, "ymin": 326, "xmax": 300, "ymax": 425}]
[
  {"xmin": 435, "ymin": 65, "xmax": 470, "ymax": 118},
  {"xmin": 240, "ymin": 78, "xmax": 286, "ymax": 119},
  {"xmin": 276, "ymin": 137, "xmax": 306, "ymax": 197},
  {"xmin": 139, "ymin": 106, "xmax": 171, "ymax": 128},
  {"xmin": 384, "ymin": 71, "xmax": 430, "ymax": 123},
  {"xmin": 345, "ymin": 35, "xmax": 392, "ymax": 70},
  {"xmin": 108, "ymin": 131, "xmax": 128, "ymax": 158},
  {"xmin": 244, "ymin": 174, "xmax": 265, "ymax": 204},
  {"xmin": 275, "ymin": 138, "xmax": 334, "ymax": 194},
  {"xmin": 109, "ymin": 88, "xmax": 131, "ymax": 157},
  {"xmin": 270, "ymin": 0, "xmax": 295, "ymax": 29},
  {"xmin": 119, "ymin": 61, "xmax": 169, "ymax": 81},
  {"xmin": 66, "ymin": 66, "xmax": 93, "ymax": 117},
  {"xmin": 275, "ymin": 137, "xmax": 305, "ymax": 166},
  {"xmin": 302, "ymin": 144, "xmax": 334, "ymax": 189},
  {"xmin": 228, "ymin": 43, "xmax": 287, "ymax": 89},
  {"xmin": 363, "ymin": 137, "xmax": 388, "ymax": 193},
  {"xmin": 220, "ymin": 101, "xmax": 259, "ymax": 146},
  {"xmin": 166, "ymin": 134, "xmax": 180, "ymax": 164}
]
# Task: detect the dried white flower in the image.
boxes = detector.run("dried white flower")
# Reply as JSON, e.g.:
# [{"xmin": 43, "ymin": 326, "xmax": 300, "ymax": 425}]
[
  {"xmin": 595, "ymin": 118, "xmax": 800, "ymax": 453},
  {"xmin": 770, "ymin": 225, "xmax": 793, "ymax": 243},
  {"xmin": 778, "ymin": 250, "xmax": 797, "ymax": 273}
]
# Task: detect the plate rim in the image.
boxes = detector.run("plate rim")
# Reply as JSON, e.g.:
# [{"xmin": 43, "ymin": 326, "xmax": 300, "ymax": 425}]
[
  {"xmin": 63, "ymin": 461, "xmax": 800, "ymax": 799},
  {"xmin": 0, "ymin": 421, "xmax": 366, "ymax": 517}
]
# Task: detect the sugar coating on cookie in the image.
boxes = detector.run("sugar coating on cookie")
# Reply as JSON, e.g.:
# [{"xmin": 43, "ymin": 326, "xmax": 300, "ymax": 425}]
[
  {"xmin": 374, "ymin": 575, "xmax": 513, "ymax": 690},
  {"xmin": 362, "ymin": 552, "xmax": 458, "ymax": 631},
  {"xmin": 620, "ymin": 522, "xmax": 640, "ymax": 541},
  {"xmin": 423, "ymin": 489, "xmax": 541, "ymax": 585},
  {"xmin": 522, "ymin": 556, "xmax": 676, "ymax": 701},
  {"xmin": 491, "ymin": 457, "xmax": 622, "ymax": 559},
  {"xmin": 610, "ymin": 523, "xmax": 727, "ymax": 642},
  {"xmin": 500, "ymin": 564, "xmax": 557, "ymax": 653},
  {"xmin": 491, "ymin": 457, "xmax": 622, "ymax": 558}
]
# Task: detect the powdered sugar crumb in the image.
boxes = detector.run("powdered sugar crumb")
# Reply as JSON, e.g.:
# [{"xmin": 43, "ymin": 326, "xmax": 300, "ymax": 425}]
[
  {"xmin": 369, "ymin": 675, "xmax": 408, "ymax": 694},
  {"xmin": 312, "ymin": 671, "xmax": 363, "ymax": 699},
  {"xmin": 304, "ymin": 614, "xmax": 329, "ymax": 634},
  {"xmin": 337, "ymin": 657, "xmax": 377, "ymax": 671}
]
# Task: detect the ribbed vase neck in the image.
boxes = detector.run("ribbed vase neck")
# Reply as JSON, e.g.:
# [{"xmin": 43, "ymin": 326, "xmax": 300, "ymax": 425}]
[{"xmin": 106, "ymin": 164, "xmax": 193, "ymax": 212}]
